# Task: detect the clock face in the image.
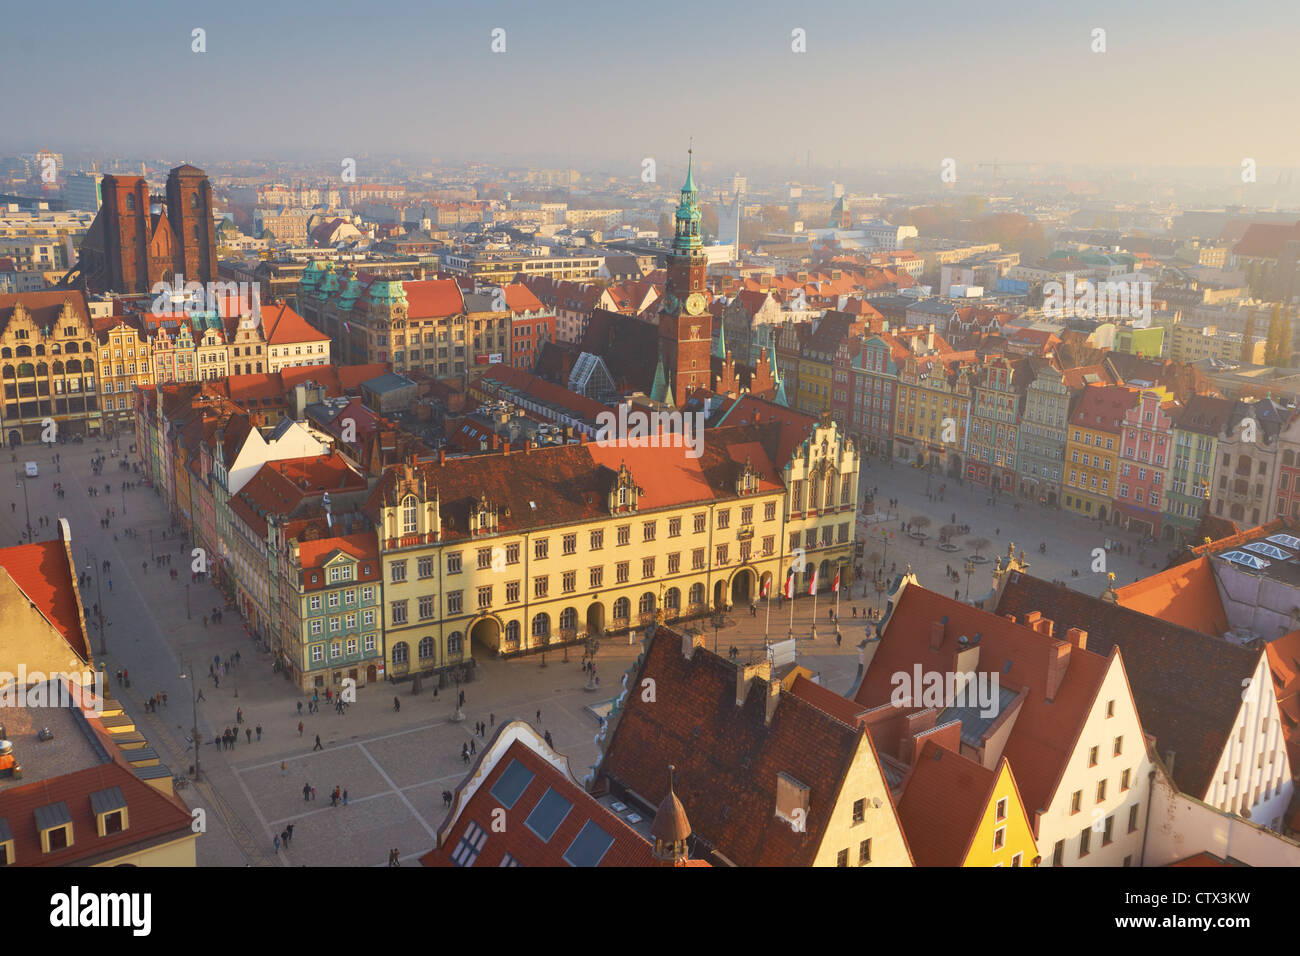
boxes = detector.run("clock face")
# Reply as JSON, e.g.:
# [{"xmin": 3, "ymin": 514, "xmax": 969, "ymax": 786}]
[{"xmin": 685, "ymin": 292, "xmax": 707, "ymax": 316}]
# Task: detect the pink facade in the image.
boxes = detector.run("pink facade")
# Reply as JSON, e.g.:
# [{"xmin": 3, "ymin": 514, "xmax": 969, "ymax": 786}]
[{"xmin": 1115, "ymin": 390, "xmax": 1172, "ymax": 536}]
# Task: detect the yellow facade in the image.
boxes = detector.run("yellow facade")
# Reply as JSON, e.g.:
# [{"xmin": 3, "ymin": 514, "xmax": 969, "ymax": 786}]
[
  {"xmin": 1064, "ymin": 423, "xmax": 1118, "ymax": 519},
  {"xmin": 962, "ymin": 760, "xmax": 1039, "ymax": 867},
  {"xmin": 893, "ymin": 357, "xmax": 972, "ymax": 471},
  {"xmin": 96, "ymin": 320, "xmax": 153, "ymax": 436},
  {"xmin": 797, "ymin": 355, "xmax": 832, "ymax": 417},
  {"xmin": 374, "ymin": 420, "xmax": 859, "ymax": 678},
  {"xmin": 815, "ymin": 735, "xmax": 914, "ymax": 866}
]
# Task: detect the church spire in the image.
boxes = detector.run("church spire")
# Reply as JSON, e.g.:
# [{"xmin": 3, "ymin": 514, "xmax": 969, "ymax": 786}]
[
  {"xmin": 650, "ymin": 350, "xmax": 671, "ymax": 404},
  {"xmin": 713, "ymin": 314, "xmax": 727, "ymax": 359},
  {"xmin": 651, "ymin": 764, "xmax": 693, "ymax": 866}
]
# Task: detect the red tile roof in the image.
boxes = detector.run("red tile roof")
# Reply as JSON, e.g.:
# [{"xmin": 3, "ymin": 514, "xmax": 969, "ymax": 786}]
[
  {"xmin": 1112, "ymin": 556, "xmax": 1229, "ymax": 637},
  {"xmin": 1069, "ymin": 383, "xmax": 1139, "ymax": 433},
  {"xmin": 403, "ymin": 278, "xmax": 465, "ymax": 319},
  {"xmin": 1233, "ymin": 222, "xmax": 1300, "ymax": 259},
  {"xmin": 0, "ymin": 537, "xmax": 90, "ymax": 662},
  {"xmin": 230, "ymin": 454, "xmax": 366, "ymax": 538},
  {"xmin": 855, "ymin": 583, "xmax": 1112, "ymax": 822},
  {"xmin": 597, "ymin": 627, "xmax": 906, "ymax": 867},
  {"xmin": 895, "ymin": 742, "xmax": 1005, "ymax": 867},
  {"xmin": 1265, "ymin": 630, "xmax": 1300, "ymax": 773},
  {"xmin": 263, "ymin": 302, "xmax": 330, "ymax": 345},
  {"xmin": 423, "ymin": 726, "xmax": 706, "ymax": 867}
]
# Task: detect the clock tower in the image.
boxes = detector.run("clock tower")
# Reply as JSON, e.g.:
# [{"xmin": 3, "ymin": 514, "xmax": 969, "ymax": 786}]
[{"xmin": 659, "ymin": 148, "xmax": 711, "ymax": 407}]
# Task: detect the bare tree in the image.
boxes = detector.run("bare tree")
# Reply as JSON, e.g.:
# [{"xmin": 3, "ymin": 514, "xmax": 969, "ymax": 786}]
[
  {"xmin": 911, "ymin": 516, "xmax": 932, "ymax": 535},
  {"xmin": 968, "ymin": 536, "xmax": 991, "ymax": 558}
]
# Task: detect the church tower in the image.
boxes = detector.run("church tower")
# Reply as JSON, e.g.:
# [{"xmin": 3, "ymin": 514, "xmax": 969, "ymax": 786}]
[{"xmin": 658, "ymin": 149, "xmax": 711, "ymax": 407}]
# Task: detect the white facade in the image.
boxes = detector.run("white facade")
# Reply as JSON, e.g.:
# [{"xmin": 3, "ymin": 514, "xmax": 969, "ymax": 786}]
[{"xmin": 227, "ymin": 421, "xmax": 330, "ymax": 496}]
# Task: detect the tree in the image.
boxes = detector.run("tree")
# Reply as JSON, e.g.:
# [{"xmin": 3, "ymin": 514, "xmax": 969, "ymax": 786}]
[
  {"xmin": 968, "ymin": 536, "xmax": 991, "ymax": 558},
  {"xmin": 1264, "ymin": 304, "xmax": 1285, "ymax": 366},
  {"xmin": 911, "ymin": 516, "xmax": 932, "ymax": 536},
  {"xmin": 1242, "ymin": 309, "xmax": 1257, "ymax": 364}
]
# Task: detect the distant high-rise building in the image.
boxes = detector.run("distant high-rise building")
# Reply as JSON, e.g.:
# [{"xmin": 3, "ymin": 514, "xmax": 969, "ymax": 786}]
[
  {"xmin": 63, "ymin": 172, "xmax": 103, "ymax": 213},
  {"xmin": 729, "ymin": 173, "xmax": 747, "ymax": 197}
]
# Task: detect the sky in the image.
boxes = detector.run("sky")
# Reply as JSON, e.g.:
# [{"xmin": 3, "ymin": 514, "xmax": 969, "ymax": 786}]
[{"xmin": 3, "ymin": 0, "xmax": 1298, "ymax": 176}]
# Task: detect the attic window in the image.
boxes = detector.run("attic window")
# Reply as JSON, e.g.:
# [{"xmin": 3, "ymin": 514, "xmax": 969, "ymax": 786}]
[
  {"xmin": 90, "ymin": 787, "xmax": 129, "ymax": 836},
  {"xmin": 311, "ymin": 574, "xmax": 318, "ymax": 583},
  {"xmin": 35, "ymin": 802, "xmax": 73, "ymax": 853}
]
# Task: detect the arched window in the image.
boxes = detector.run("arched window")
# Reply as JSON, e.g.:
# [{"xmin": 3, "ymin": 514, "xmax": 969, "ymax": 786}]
[
  {"xmin": 688, "ymin": 583, "xmax": 705, "ymax": 606},
  {"xmin": 448, "ymin": 631, "xmax": 463, "ymax": 655},
  {"xmin": 559, "ymin": 607, "xmax": 577, "ymax": 630},
  {"xmin": 613, "ymin": 597, "xmax": 630, "ymax": 619},
  {"xmin": 665, "ymin": 587, "xmax": 680, "ymax": 611},
  {"xmin": 125, "ymin": 194, "xmax": 135, "ymax": 212},
  {"xmin": 0, "ymin": 367, "xmax": 13, "ymax": 380},
  {"xmin": 83, "ymin": 359, "xmax": 93, "ymax": 372},
  {"xmin": 65, "ymin": 360, "xmax": 80, "ymax": 374},
  {"xmin": 418, "ymin": 636, "xmax": 434, "ymax": 660},
  {"xmin": 531, "ymin": 614, "xmax": 550, "ymax": 638},
  {"xmin": 638, "ymin": 592, "xmax": 655, "ymax": 615},
  {"xmin": 809, "ymin": 475, "xmax": 819, "ymax": 509},
  {"xmin": 617, "ymin": 486, "xmax": 627, "ymax": 506},
  {"xmin": 825, "ymin": 475, "xmax": 835, "ymax": 509},
  {"xmin": 64, "ymin": 342, "xmax": 78, "ymax": 354},
  {"xmin": 16, "ymin": 362, "xmax": 34, "ymax": 377},
  {"xmin": 392, "ymin": 641, "xmax": 409, "ymax": 665},
  {"xmin": 0, "ymin": 348, "xmax": 10, "ymax": 358},
  {"xmin": 401, "ymin": 495, "xmax": 418, "ymax": 535},
  {"xmin": 191, "ymin": 193, "xmax": 201, "ymax": 210},
  {"xmin": 505, "ymin": 620, "xmax": 520, "ymax": 644},
  {"xmin": 15, "ymin": 345, "xmax": 31, "ymax": 358},
  {"xmin": 33, "ymin": 345, "xmax": 44, "ymax": 356}
]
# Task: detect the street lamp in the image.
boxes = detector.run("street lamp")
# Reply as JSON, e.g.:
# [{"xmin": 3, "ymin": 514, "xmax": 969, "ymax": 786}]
[
  {"xmin": 178, "ymin": 658, "xmax": 201, "ymax": 781},
  {"xmin": 149, "ymin": 528, "xmax": 154, "ymax": 560},
  {"xmin": 15, "ymin": 476, "xmax": 31, "ymax": 540},
  {"xmin": 711, "ymin": 608, "xmax": 727, "ymax": 656},
  {"xmin": 964, "ymin": 557, "xmax": 976, "ymax": 601}
]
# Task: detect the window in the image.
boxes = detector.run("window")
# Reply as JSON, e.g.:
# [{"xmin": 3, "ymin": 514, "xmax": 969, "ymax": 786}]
[
  {"xmin": 694, "ymin": 513, "xmax": 706, "ymax": 533},
  {"xmin": 589, "ymin": 567, "xmax": 603, "ymax": 588},
  {"xmin": 993, "ymin": 826, "xmax": 1005, "ymax": 851},
  {"xmin": 1089, "ymin": 745, "xmax": 1099, "ymax": 767},
  {"xmin": 535, "ymin": 538, "xmax": 549, "ymax": 560},
  {"xmin": 852, "ymin": 798, "xmax": 865, "ymax": 823},
  {"xmin": 764, "ymin": 501, "xmax": 777, "ymax": 522},
  {"xmin": 563, "ymin": 533, "xmax": 577, "ymax": 555},
  {"xmin": 447, "ymin": 591, "xmax": 463, "ymax": 615},
  {"xmin": 589, "ymin": 530, "xmax": 603, "ymax": 551},
  {"xmin": 534, "ymin": 576, "xmax": 549, "ymax": 598},
  {"xmin": 1071, "ymin": 790, "xmax": 1082, "ymax": 813},
  {"xmin": 1079, "ymin": 827, "xmax": 1090, "ymax": 857},
  {"xmin": 1121, "ymin": 768, "xmax": 1131, "ymax": 791},
  {"xmin": 452, "ymin": 820, "xmax": 488, "ymax": 866},
  {"xmin": 390, "ymin": 561, "xmax": 407, "ymax": 584},
  {"xmin": 668, "ymin": 516, "xmax": 681, "ymax": 537},
  {"xmin": 506, "ymin": 580, "xmax": 520, "ymax": 603},
  {"xmin": 716, "ymin": 544, "xmax": 729, "ymax": 566},
  {"xmin": 391, "ymin": 601, "xmax": 408, "ymax": 625},
  {"xmin": 506, "ymin": 543, "xmax": 520, "ymax": 564},
  {"xmin": 1128, "ymin": 804, "xmax": 1140, "ymax": 833},
  {"xmin": 1096, "ymin": 779, "xmax": 1107, "ymax": 803},
  {"xmin": 401, "ymin": 495, "xmax": 418, "ymax": 535},
  {"xmin": 717, "ymin": 509, "xmax": 731, "ymax": 529},
  {"xmin": 476, "ymin": 549, "xmax": 492, "ymax": 571},
  {"xmin": 836, "ymin": 849, "xmax": 849, "ymax": 867},
  {"xmin": 327, "ymin": 593, "xmax": 340, "ymax": 609},
  {"xmin": 309, "ymin": 595, "xmax": 321, "ymax": 612},
  {"xmin": 616, "ymin": 525, "xmax": 630, "ymax": 546},
  {"xmin": 418, "ymin": 596, "xmax": 434, "ymax": 620},
  {"xmin": 995, "ymin": 797, "xmax": 1007, "ymax": 823},
  {"xmin": 310, "ymin": 620, "xmax": 323, "ymax": 636},
  {"xmin": 642, "ymin": 557, "xmax": 655, "ymax": 579},
  {"xmin": 692, "ymin": 548, "xmax": 705, "ymax": 570},
  {"xmin": 1052, "ymin": 839, "xmax": 1064, "ymax": 867},
  {"xmin": 858, "ymin": 839, "xmax": 871, "ymax": 864},
  {"xmin": 1103, "ymin": 814, "xmax": 1114, "ymax": 846},
  {"xmin": 1106, "ymin": 699, "xmax": 1114, "ymax": 718},
  {"xmin": 616, "ymin": 562, "xmax": 629, "ymax": 584}
]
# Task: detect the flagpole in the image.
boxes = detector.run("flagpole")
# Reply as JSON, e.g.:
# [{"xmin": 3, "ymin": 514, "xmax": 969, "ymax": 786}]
[
  {"xmin": 834, "ymin": 566, "xmax": 841, "ymax": 638},
  {"xmin": 787, "ymin": 570, "xmax": 795, "ymax": 639},
  {"xmin": 764, "ymin": 576, "xmax": 772, "ymax": 647},
  {"xmin": 811, "ymin": 569, "xmax": 819, "ymax": 641}
]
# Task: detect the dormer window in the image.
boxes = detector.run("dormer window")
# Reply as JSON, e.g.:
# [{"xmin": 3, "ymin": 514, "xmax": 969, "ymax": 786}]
[
  {"xmin": 35, "ymin": 801, "xmax": 73, "ymax": 853},
  {"xmin": 0, "ymin": 818, "xmax": 12, "ymax": 865},
  {"xmin": 91, "ymin": 787, "xmax": 129, "ymax": 836},
  {"xmin": 401, "ymin": 495, "xmax": 418, "ymax": 535}
]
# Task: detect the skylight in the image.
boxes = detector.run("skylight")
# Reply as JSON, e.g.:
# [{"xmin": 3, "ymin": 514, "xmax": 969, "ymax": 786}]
[
  {"xmin": 523, "ymin": 788, "xmax": 573, "ymax": 843},
  {"xmin": 489, "ymin": 759, "xmax": 535, "ymax": 810},
  {"xmin": 1243, "ymin": 542, "xmax": 1291, "ymax": 560},
  {"xmin": 1267, "ymin": 534, "xmax": 1300, "ymax": 551},
  {"xmin": 562, "ymin": 820, "xmax": 615, "ymax": 867},
  {"xmin": 1220, "ymin": 550, "xmax": 1270, "ymax": 570}
]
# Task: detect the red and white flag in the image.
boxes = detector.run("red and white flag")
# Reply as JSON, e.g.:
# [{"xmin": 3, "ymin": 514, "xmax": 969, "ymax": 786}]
[
  {"xmin": 761, "ymin": 576, "xmax": 770, "ymax": 598},
  {"xmin": 808, "ymin": 565, "xmax": 819, "ymax": 596},
  {"xmin": 832, "ymin": 569, "xmax": 841, "ymax": 593},
  {"xmin": 783, "ymin": 569, "xmax": 796, "ymax": 599}
]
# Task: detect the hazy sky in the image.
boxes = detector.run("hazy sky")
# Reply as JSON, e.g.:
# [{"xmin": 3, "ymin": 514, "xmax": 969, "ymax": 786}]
[{"xmin": 4, "ymin": 0, "xmax": 1298, "ymax": 173}]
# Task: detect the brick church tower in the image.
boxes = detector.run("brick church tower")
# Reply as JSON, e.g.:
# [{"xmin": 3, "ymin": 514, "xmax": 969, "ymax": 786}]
[
  {"xmin": 73, "ymin": 164, "xmax": 218, "ymax": 294},
  {"xmin": 657, "ymin": 149, "xmax": 711, "ymax": 407}
]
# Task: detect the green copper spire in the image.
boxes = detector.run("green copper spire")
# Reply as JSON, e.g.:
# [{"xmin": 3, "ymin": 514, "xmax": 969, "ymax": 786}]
[
  {"xmin": 713, "ymin": 315, "xmax": 727, "ymax": 359},
  {"xmin": 650, "ymin": 351, "xmax": 671, "ymax": 404},
  {"xmin": 673, "ymin": 145, "xmax": 703, "ymax": 253}
]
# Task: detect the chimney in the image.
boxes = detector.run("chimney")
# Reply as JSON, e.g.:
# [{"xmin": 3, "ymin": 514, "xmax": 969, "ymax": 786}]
[
  {"xmin": 502, "ymin": 442, "xmax": 510, "ymax": 456},
  {"xmin": 1003, "ymin": 613, "xmax": 1017, "ymax": 624},
  {"xmin": 1023, "ymin": 610, "xmax": 1041, "ymax": 627},
  {"xmin": 929, "ymin": 617, "xmax": 946, "ymax": 651},
  {"xmin": 1044, "ymin": 642, "xmax": 1072, "ymax": 703},
  {"xmin": 954, "ymin": 634, "xmax": 980, "ymax": 675},
  {"xmin": 525, "ymin": 440, "xmax": 532, "ymax": 453},
  {"xmin": 764, "ymin": 678, "xmax": 781, "ymax": 726},
  {"xmin": 682, "ymin": 632, "xmax": 706, "ymax": 660},
  {"xmin": 579, "ymin": 432, "xmax": 588, "ymax": 444},
  {"xmin": 439, "ymin": 448, "xmax": 446, "ymax": 465},
  {"xmin": 736, "ymin": 659, "xmax": 772, "ymax": 707},
  {"xmin": 1035, "ymin": 617, "xmax": 1054, "ymax": 638},
  {"xmin": 490, "ymin": 433, "xmax": 500, "ymax": 450},
  {"xmin": 1066, "ymin": 627, "xmax": 1088, "ymax": 651}
]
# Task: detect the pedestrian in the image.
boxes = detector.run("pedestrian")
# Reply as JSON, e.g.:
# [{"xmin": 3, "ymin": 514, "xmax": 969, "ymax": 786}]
[
  {"xmin": 298, "ymin": 721, "xmax": 303, "ymax": 737},
  {"xmin": 236, "ymin": 707, "xmax": 243, "ymax": 724},
  {"xmin": 274, "ymin": 835, "xmax": 280, "ymax": 854},
  {"xmin": 281, "ymin": 761, "xmax": 287, "ymax": 776},
  {"xmin": 343, "ymin": 789, "xmax": 348, "ymax": 806},
  {"xmin": 285, "ymin": 823, "xmax": 294, "ymax": 844},
  {"xmin": 393, "ymin": 696, "xmax": 400, "ymax": 712},
  {"xmin": 256, "ymin": 724, "xmax": 262, "ymax": 741},
  {"xmin": 246, "ymin": 727, "xmax": 252, "ymax": 744},
  {"xmin": 535, "ymin": 709, "xmax": 541, "ymax": 723},
  {"xmin": 297, "ymin": 701, "xmax": 303, "ymax": 716},
  {"xmin": 313, "ymin": 735, "xmax": 322, "ymax": 751},
  {"xmin": 304, "ymin": 783, "xmax": 311, "ymax": 802},
  {"xmin": 311, "ymin": 786, "xmax": 316, "ymax": 800},
  {"xmin": 162, "ymin": 692, "xmax": 168, "ymax": 707},
  {"xmin": 836, "ymin": 631, "xmax": 842, "ymax": 647},
  {"xmin": 489, "ymin": 712, "xmax": 494, "ymax": 727}
]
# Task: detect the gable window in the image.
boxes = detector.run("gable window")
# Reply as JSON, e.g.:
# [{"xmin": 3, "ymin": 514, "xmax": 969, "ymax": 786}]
[{"xmin": 401, "ymin": 495, "xmax": 418, "ymax": 535}]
